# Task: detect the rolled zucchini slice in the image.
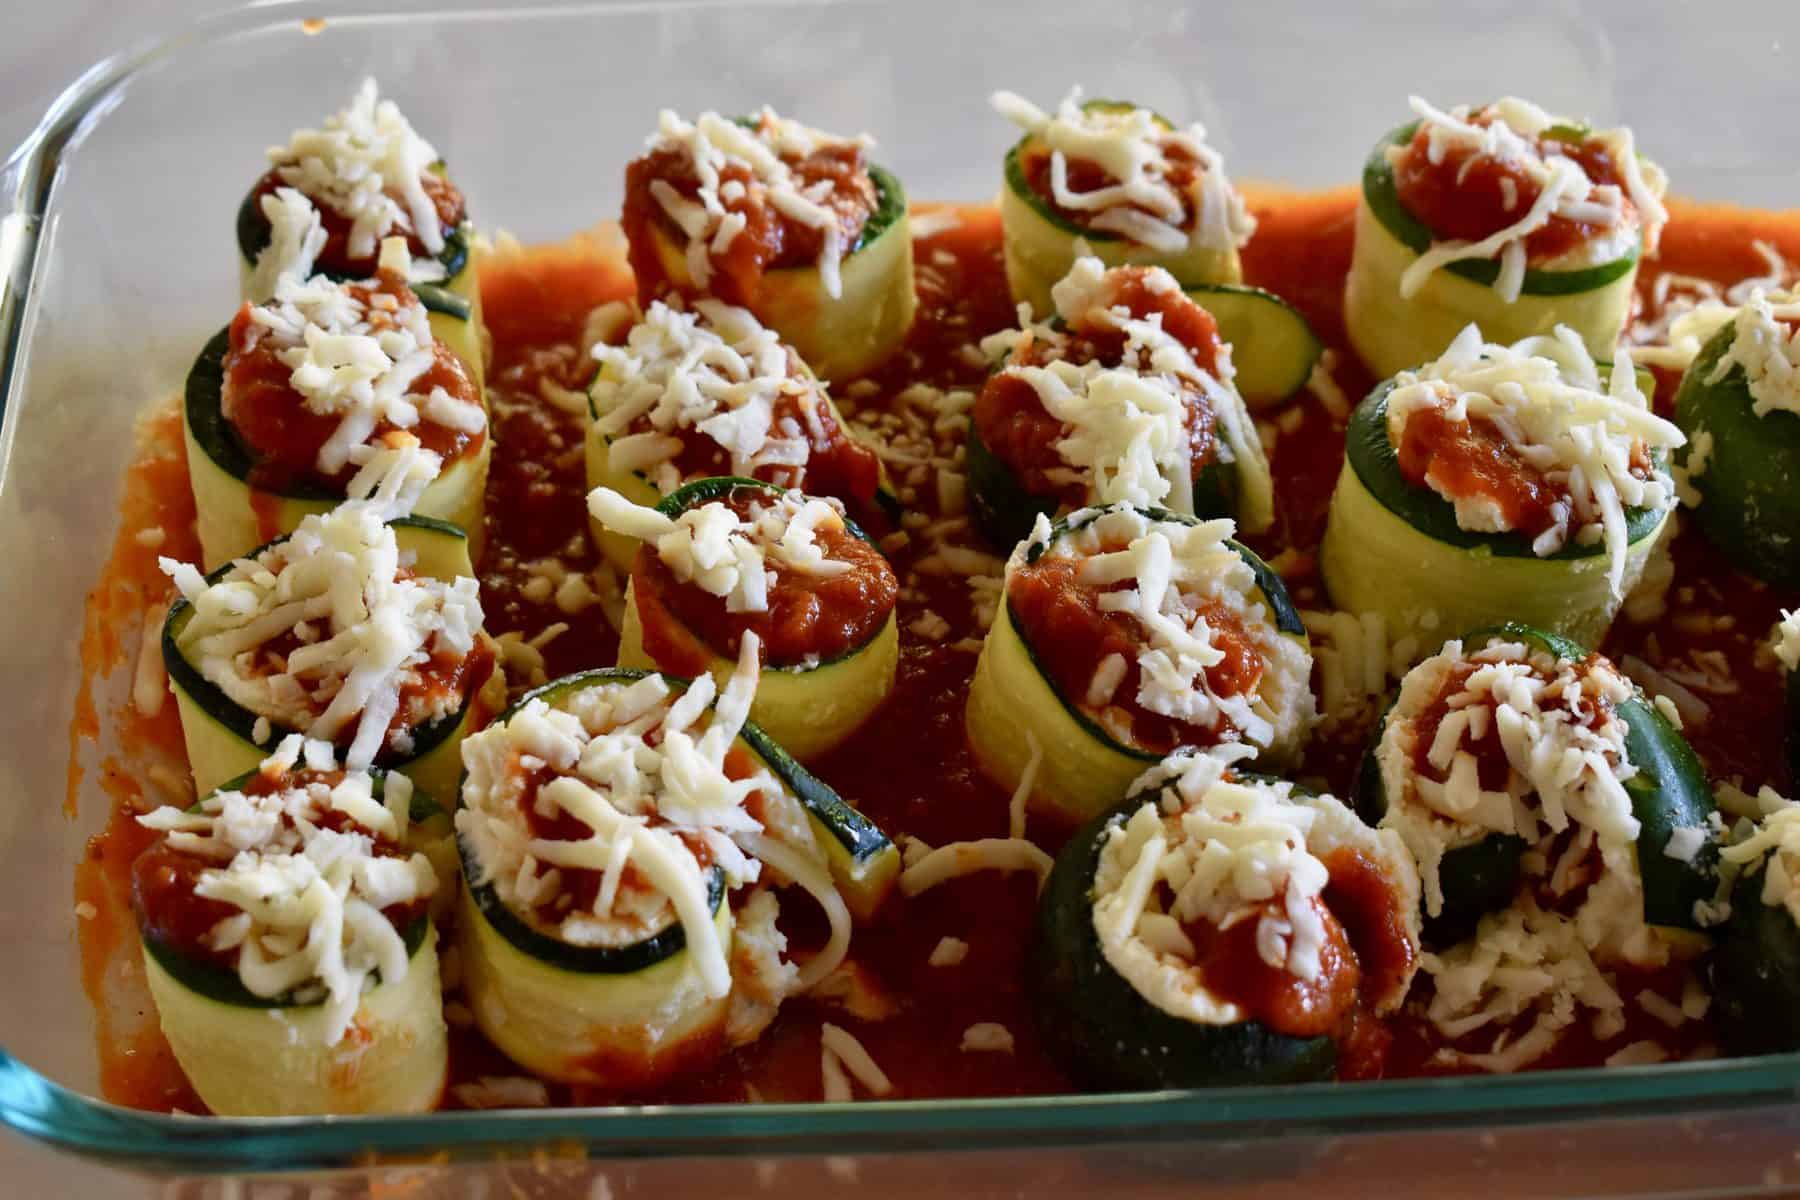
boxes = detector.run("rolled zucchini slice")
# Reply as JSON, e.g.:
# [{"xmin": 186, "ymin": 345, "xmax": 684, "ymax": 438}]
[
  {"xmin": 965, "ymin": 506, "xmax": 1312, "ymax": 826},
  {"xmin": 965, "ymin": 282, "xmax": 1300, "ymax": 550},
  {"xmin": 457, "ymin": 667, "xmax": 897, "ymax": 1085},
  {"xmin": 237, "ymin": 171, "xmax": 486, "ymax": 393},
  {"xmin": 143, "ymin": 919, "xmax": 445, "ymax": 1116},
  {"xmin": 1319, "ymin": 378, "xmax": 1671, "ymax": 647},
  {"xmin": 1672, "ymin": 318, "xmax": 1800, "ymax": 587},
  {"xmin": 1359, "ymin": 623, "xmax": 1718, "ymax": 946},
  {"xmin": 634, "ymin": 164, "xmax": 914, "ymax": 382},
  {"xmin": 163, "ymin": 515, "xmax": 501, "ymax": 799},
  {"xmin": 1344, "ymin": 122, "xmax": 1641, "ymax": 380},
  {"xmin": 999, "ymin": 100, "xmax": 1243, "ymax": 319},
  {"xmin": 1710, "ymin": 808, "xmax": 1800, "ymax": 1056},
  {"xmin": 184, "ymin": 328, "xmax": 490, "ymax": 569},
  {"xmin": 1029, "ymin": 758, "xmax": 1420, "ymax": 1090},
  {"xmin": 612, "ymin": 477, "xmax": 900, "ymax": 764}
]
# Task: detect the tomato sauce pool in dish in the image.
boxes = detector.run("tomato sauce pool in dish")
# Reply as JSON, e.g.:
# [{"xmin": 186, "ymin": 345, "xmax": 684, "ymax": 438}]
[{"xmin": 71, "ymin": 189, "xmax": 1800, "ymax": 1111}]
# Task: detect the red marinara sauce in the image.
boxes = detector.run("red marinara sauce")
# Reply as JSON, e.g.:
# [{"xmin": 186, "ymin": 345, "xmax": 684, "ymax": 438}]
[
  {"xmin": 1391, "ymin": 112, "xmax": 1635, "ymax": 262},
  {"xmin": 632, "ymin": 491, "xmax": 898, "ymax": 673},
  {"xmin": 248, "ymin": 167, "xmax": 467, "ymax": 278},
  {"xmin": 130, "ymin": 767, "xmax": 430, "ymax": 967},
  {"xmin": 222, "ymin": 276, "xmax": 485, "ymax": 495},
  {"xmin": 1018, "ymin": 137, "xmax": 1203, "ymax": 232},
  {"xmin": 1006, "ymin": 549, "xmax": 1264, "ymax": 754},
  {"xmin": 973, "ymin": 267, "xmax": 1227, "ymax": 503},
  {"xmin": 621, "ymin": 114, "xmax": 878, "ymax": 308},
  {"xmin": 1393, "ymin": 401, "xmax": 1562, "ymax": 536}
]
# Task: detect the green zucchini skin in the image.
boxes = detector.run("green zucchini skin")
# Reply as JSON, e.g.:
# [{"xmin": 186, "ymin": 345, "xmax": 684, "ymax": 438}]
[
  {"xmin": 1673, "ymin": 321, "xmax": 1800, "ymax": 587},
  {"xmin": 1710, "ymin": 872, "xmax": 1800, "ymax": 1056},
  {"xmin": 1364, "ymin": 623, "xmax": 1717, "ymax": 937},
  {"xmin": 1028, "ymin": 797, "xmax": 1335, "ymax": 1091},
  {"xmin": 1353, "ymin": 703, "xmax": 1525, "ymax": 948},
  {"xmin": 1321, "ymin": 379, "xmax": 1670, "ymax": 646},
  {"xmin": 963, "ymin": 416, "xmax": 1239, "ymax": 552}
]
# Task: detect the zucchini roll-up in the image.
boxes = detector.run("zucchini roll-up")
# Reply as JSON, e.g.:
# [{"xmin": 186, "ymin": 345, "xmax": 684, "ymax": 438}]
[
  {"xmin": 621, "ymin": 107, "xmax": 914, "ymax": 382},
  {"xmin": 965, "ymin": 504, "xmax": 1315, "ymax": 826},
  {"xmin": 586, "ymin": 298, "xmax": 895, "ymax": 571},
  {"xmin": 990, "ymin": 89, "xmax": 1255, "ymax": 320},
  {"xmin": 968, "ymin": 258, "xmax": 1276, "ymax": 549},
  {"xmin": 159, "ymin": 505, "xmax": 503, "ymax": 801},
  {"xmin": 1358, "ymin": 624, "xmax": 1717, "ymax": 950},
  {"xmin": 240, "ymin": 78, "xmax": 485, "ymax": 389},
  {"xmin": 189, "ymin": 238, "xmax": 490, "ymax": 569},
  {"xmin": 132, "ymin": 741, "xmax": 447, "ymax": 1115},
  {"xmin": 1346, "ymin": 96, "xmax": 1668, "ymax": 379},
  {"xmin": 1672, "ymin": 290, "xmax": 1800, "ymax": 585},
  {"xmin": 1031, "ymin": 745, "xmax": 1421, "ymax": 1089},
  {"xmin": 1320, "ymin": 325, "xmax": 1682, "ymax": 646},
  {"xmin": 454, "ymin": 638, "xmax": 897, "ymax": 1087},
  {"xmin": 1710, "ymin": 795, "xmax": 1800, "ymax": 1055},
  {"xmin": 591, "ymin": 477, "xmax": 900, "ymax": 763}
]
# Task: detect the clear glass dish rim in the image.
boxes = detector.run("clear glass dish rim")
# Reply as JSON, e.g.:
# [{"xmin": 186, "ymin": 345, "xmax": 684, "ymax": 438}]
[{"xmin": 2, "ymin": 0, "xmax": 1798, "ymax": 1170}]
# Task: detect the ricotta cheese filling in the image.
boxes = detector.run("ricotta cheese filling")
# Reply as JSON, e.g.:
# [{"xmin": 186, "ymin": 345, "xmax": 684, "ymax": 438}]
[
  {"xmin": 1377, "ymin": 635, "xmax": 1641, "ymax": 920},
  {"xmin": 1706, "ymin": 288, "xmax": 1800, "ymax": 418},
  {"xmin": 1392, "ymin": 95, "xmax": 1668, "ymax": 303},
  {"xmin": 237, "ymin": 237, "xmax": 485, "ymax": 477},
  {"xmin": 1385, "ymin": 324, "xmax": 1683, "ymax": 595},
  {"xmin": 590, "ymin": 299, "xmax": 827, "ymax": 495},
  {"xmin": 642, "ymin": 107, "xmax": 875, "ymax": 299},
  {"xmin": 1017, "ymin": 505, "xmax": 1315, "ymax": 752},
  {"xmin": 269, "ymin": 78, "xmax": 447, "ymax": 260},
  {"xmin": 991, "ymin": 87, "xmax": 1255, "ymax": 255},
  {"xmin": 587, "ymin": 486, "xmax": 853, "ymax": 614},
  {"xmin": 1091, "ymin": 744, "xmax": 1415, "ymax": 1023},
  {"xmin": 138, "ymin": 739, "xmax": 437, "ymax": 1044},
  {"xmin": 161, "ymin": 502, "xmax": 485, "ymax": 770},
  {"xmin": 454, "ymin": 635, "xmax": 850, "ymax": 999},
  {"xmin": 980, "ymin": 257, "xmax": 1264, "ymax": 517}
]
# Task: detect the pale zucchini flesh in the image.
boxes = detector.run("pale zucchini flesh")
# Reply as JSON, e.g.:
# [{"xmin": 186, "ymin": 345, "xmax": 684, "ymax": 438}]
[
  {"xmin": 1185, "ymin": 283, "xmax": 1323, "ymax": 408},
  {"xmin": 459, "ymin": 878, "xmax": 734, "ymax": 1087},
  {"xmin": 141, "ymin": 925, "xmax": 447, "ymax": 1116},
  {"xmin": 1319, "ymin": 457, "xmax": 1668, "ymax": 648},
  {"xmin": 1344, "ymin": 193, "xmax": 1638, "ymax": 381}
]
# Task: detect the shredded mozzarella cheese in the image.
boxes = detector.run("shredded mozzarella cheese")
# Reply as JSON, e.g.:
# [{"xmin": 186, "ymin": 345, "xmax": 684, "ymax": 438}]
[
  {"xmin": 269, "ymin": 78, "xmax": 446, "ymax": 260},
  {"xmin": 161, "ymin": 503, "xmax": 483, "ymax": 771},
  {"xmin": 1707, "ymin": 288, "xmax": 1800, "ymax": 418}
]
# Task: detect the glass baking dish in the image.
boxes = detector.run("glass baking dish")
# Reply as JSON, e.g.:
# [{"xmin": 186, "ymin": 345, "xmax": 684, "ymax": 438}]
[{"xmin": 4, "ymin": 0, "xmax": 1800, "ymax": 1191}]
